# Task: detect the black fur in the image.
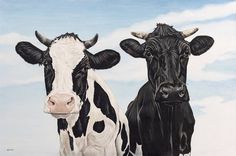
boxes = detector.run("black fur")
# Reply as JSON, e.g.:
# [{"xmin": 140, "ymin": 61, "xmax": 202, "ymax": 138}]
[
  {"xmin": 15, "ymin": 42, "xmax": 44, "ymax": 64},
  {"xmin": 121, "ymin": 124, "xmax": 128, "ymax": 151},
  {"xmin": 93, "ymin": 120, "xmax": 105, "ymax": 133},
  {"xmin": 68, "ymin": 131, "xmax": 74, "ymax": 151},
  {"xmin": 85, "ymin": 50, "xmax": 120, "ymax": 69},
  {"xmin": 120, "ymin": 39, "xmax": 145, "ymax": 58},
  {"xmin": 57, "ymin": 119, "xmax": 68, "ymax": 134},
  {"xmin": 117, "ymin": 121, "xmax": 122, "ymax": 137},
  {"xmin": 149, "ymin": 23, "xmax": 183, "ymax": 39},
  {"xmin": 43, "ymin": 50, "xmax": 55, "ymax": 95},
  {"xmin": 94, "ymin": 81, "xmax": 117, "ymax": 123},
  {"xmin": 190, "ymin": 36, "xmax": 214, "ymax": 56},
  {"xmin": 72, "ymin": 99, "xmax": 90, "ymax": 138},
  {"xmin": 72, "ymin": 55, "xmax": 90, "ymax": 101},
  {"xmin": 15, "ymin": 32, "xmax": 122, "ymax": 153},
  {"xmin": 124, "ymin": 145, "xmax": 129, "ymax": 156},
  {"xmin": 53, "ymin": 33, "xmax": 82, "ymax": 44},
  {"xmin": 120, "ymin": 23, "xmax": 214, "ymax": 156}
]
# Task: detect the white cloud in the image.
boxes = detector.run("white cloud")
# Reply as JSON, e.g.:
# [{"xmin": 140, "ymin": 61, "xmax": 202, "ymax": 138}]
[
  {"xmin": 0, "ymin": 64, "xmax": 44, "ymax": 87},
  {"xmin": 0, "ymin": 33, "xmax": 46, "ymax": 87},
  {"xmin": 95, "ymin": 1, "xmax": 236, "ymax": 50},
  {"xmin": 157, "ymin": 1, "xmax": 236, "ymax": 25},
  {"xmin": 0, "ymin": 46, "xmax": 44, "ymax": 87},
  {"xmin": 0, "ymin": 33, "xmax": 33, "ymax": 45},
  {"xmin": 94, "ymin": 1, "xmax": 236, "ymax": 82},
  {"xmin": 185, "ymin": 20, "xmax": 236, "ymax": 81},
  {"xmin": 191, "ymin": 96, "xmax": 236, "ymax": 155},
  {"xmin": 1, "ymin": 1, "xmax": 236, "ymax": 87}
]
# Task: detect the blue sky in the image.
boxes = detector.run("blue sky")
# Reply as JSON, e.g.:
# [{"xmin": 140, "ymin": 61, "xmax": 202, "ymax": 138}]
[
  {"xmin": 0, "ymin": 0, "xmax": 236, "ymax": 155},
  {"xmin": 0, "ymin": 0, "xmax": 232, "ymax": 35}
]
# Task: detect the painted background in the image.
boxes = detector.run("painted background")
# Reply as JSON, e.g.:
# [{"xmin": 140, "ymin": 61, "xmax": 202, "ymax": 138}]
[{"xmin": 0, "ymin": 0, "xmax": 235, "ymax": 155}]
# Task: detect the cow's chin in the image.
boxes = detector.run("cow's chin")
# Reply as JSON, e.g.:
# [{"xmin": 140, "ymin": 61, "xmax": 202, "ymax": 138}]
[
  {"xmin": 44, "ymin": 104, "xmax": 81, "ymax": 119},
  {"xmin": 51, "ymin": 113, "xmax": 70, "ymax": 119},
  {"xmin": 50, "ymin": 112, "xmax": 79, "ymax": 119}
]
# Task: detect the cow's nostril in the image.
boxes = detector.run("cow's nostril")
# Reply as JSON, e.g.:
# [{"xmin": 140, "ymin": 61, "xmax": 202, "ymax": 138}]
[
  {"xmin": 48, "ymin": 98, "xmax": 56, "ymax": 106},
  {"xmin": 180, "ymin": 132, "xmax": 188, "ymax": 152},
  {"xmin": 66, "ymin": 97, "xmax": 75, "ymax": 106},
  {"xmin": 178, "ymin": 85, "xmax": 186, "ymax": 97},
  {"xmin": 160, "ymin": 88, "xmax": 169, "ymax": 98},
  {"xmin": 178, "ymin": 90, "xmax": 185, "ymax": 97},
  {"xmin": 46, "ymin": 94, "xmax": 76, "ymax": 115}
]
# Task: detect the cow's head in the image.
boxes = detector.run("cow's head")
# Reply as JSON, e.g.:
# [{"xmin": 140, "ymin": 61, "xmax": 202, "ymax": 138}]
[
  {"xmin": 16, "ymin": 31, "xmax": 120, "ymax": 119},
  {"xmin": 120, "ymin": 23, "xmax": 214, "ymax": 103}
]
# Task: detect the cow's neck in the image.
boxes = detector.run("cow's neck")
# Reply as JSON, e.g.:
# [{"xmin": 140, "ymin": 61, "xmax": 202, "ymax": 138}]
[
  {"xmin": 59, "ymin": 69, "xmax": 106, "ymax": 127},
  {"xmin": 57, "ymin": 69, "xmax": 115, "ymax": 152}
]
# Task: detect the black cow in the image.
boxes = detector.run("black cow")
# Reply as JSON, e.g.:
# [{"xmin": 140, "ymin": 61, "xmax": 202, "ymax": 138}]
[{"xmin": 120, "ymin": 23, "xmax": 214, "ymax": 156}]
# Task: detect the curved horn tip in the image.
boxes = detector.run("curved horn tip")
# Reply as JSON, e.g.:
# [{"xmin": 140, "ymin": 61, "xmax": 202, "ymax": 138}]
[
  {"xmin": 182, "ymin": 27, "xmax": 199, "ymax": 38},
  {"xmin": 84, "ymin": 33, "xmax": 99, "ymax": 49},
  {"xmin": 191, "ymin": 27, "xmax": 199, "ymax": 33},
  {"xmin": 35, "ymin": 30, "xmax": 40, "ymax": 38},
  {"xmin": 94, "ymin": 33, "xmax": 99, "ymax": 42},
  {"xmin": 34, "ymin": 30, "xmax": 52, "ymax": 47},
  {"xmin": 35, "ymin": 30, "xmax": 44, "ymax": 38},
  {"xmin": 131, "ymin": 32, "xmax": 136, "ymax": 36},
  {"xmin": 131, "ymin": 32, "xmax": 148, "ymax": 40}
]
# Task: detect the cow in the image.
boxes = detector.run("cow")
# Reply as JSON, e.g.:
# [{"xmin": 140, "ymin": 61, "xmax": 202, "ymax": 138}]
[
  {"xmin": 120, "ymin": 23, "xmax": 214, "ymax": 156},
  {"xmin": 15, "ymin": 31, "xmax": 130, "ymax": 156}
]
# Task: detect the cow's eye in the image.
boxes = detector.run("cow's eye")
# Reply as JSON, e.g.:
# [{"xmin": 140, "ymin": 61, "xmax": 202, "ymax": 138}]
[
  {"xmin": 181, "ymin": 50, "xmax": 189, "ymax": 58},
  {"xmin": 44, "ymin": 61, "xmax": 48, "ymax": 66},
  {"xmin": 145, "ymin": 51, "xmax": 153, "ymax": 57},
  {"xmin": 181, "ymin": 47, "xmax": 190, "ymax": 58}
]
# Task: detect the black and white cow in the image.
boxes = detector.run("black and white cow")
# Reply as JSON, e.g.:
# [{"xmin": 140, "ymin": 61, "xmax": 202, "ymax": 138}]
[
  {"xmin": 120, "ymin": 24, "xmax": 214, "ymax": 156},
  {"xmin": 15, "ymin": 31, "xmax": 130, "ymax": 156}
]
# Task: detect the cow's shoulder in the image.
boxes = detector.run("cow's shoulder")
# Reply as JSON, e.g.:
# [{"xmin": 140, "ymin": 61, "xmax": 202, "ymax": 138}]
[
  {"xmin": 137, "ymin": 81, "xmax": 154, "ymax": 100},
  {"xmin": 132, "ymin": 81, "xmax": 154, "ymax": 106},
  {"xmin": 93, "ymin": 81, "xmax": 117, "ymax": 124},
  {"xmin": 126, "ymin": 82, "xmax": 153, "ymax": 119}
]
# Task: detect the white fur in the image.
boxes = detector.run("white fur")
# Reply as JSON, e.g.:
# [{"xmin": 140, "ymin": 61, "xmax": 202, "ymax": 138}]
[
  {"xmin": 58, "ymin": 70, "xmax": 130, "ymax": 156},
  {"xmin": 179, "ymin": 153, "xmax": 191, "ymax": 156},
  {"xmin": 44, "ymin": 37, "xmax": 85, "ymax": 114},
  {"xmin": 43, "ymin": 36, "xmax": 130, "ymax": 155},
  {"xmin": 50, "ymin": 37, "xmax": 85, "ymax": 92},
  {"xmin": 135, "ymin": 144, "xmax": 143, "ymax": 156}
]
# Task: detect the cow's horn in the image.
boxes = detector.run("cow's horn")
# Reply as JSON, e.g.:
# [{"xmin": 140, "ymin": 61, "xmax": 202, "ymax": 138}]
[
  {"xmin": 35, "ymin": 31, "xmax": 52, "ymax": 47},
  {"xmin": 181, "ymin": 28, "xmax": 199, "ymax": 38},
  {"xmin": 84, "ymin": 34, "xmax": 98, "ymax": 49},
  {"xmin": 131, "ymin": 32, "xmax": 149, "ymax": 40}
]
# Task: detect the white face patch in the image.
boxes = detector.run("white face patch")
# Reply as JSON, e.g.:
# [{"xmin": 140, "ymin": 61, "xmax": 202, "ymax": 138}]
[
  {"xmin": 44, "ymin": 37, "xmax": 85, "ymax": 115},
  {"xmin": 50, "ymin": 37, "xmax": 85, "ymax": 92}
]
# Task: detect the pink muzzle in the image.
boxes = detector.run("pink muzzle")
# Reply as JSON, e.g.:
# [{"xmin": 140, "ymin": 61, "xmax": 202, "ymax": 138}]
[{"xmin": 46, "ymin": 93, "xmax": 76, "ymax": 114}]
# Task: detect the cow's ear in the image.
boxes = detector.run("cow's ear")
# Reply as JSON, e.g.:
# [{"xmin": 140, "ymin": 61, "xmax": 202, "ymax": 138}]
[
  {"xmin": 16, "ymin": 42, "xmax": 44, "ymax": 64},
  {"xmin": 190, "ymin": 36, "xmax": 214, "ymax": 56},
  {"xmin": 120, "ymin": 39, "xmax": 145, "ymax": 58},
  {"xmin": 86, "ymin": 50, "xmax": 120, "ymax": 69}
]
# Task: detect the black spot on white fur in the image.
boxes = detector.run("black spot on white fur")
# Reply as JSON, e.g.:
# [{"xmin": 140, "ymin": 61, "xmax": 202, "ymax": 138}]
[
  {"xmin": 121, "ymin": 123, "xmax": 128, "ymax": 151},
  {"xmin": 124, "ymin": 145, "xmax": 129, "ymax": 156},
  {"xmin": 57, "ymin": 119, "xmax": 68, "ymax": 134},
  {"xmin": 72, "ymin": 99, "xmax": 90, "ymax": 138},
  {"xmin": 93, "ymin": 120, "xmax": 105, "ymax": 133},
  {"xmin": 72, "ymin": 56, "xmax": 90, "ymax": 101},
  {"xmin": 15, "ymin": 32, "xmax": 127, "ymax": 155},
  {"xmin": 117, "ymin": 121, "xmax": 121, "ymax": 137},
  {"xmin": 68, "ymin": 131, "xmax": 74, "ymax": 151},
  {"xmin": 94, "ymin": 81, "xmax": 117, "ymax": 123}
]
